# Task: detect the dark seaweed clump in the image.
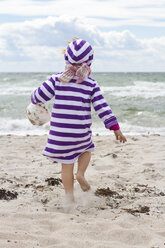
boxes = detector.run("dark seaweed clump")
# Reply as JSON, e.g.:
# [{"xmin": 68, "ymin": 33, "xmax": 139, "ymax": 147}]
[
  {"xmin": 0, "ymin": 189, "xmax": 18, "ymax": 200},
  {"xmin": 45, "ymin": 177, "xmax": 62, "ymax": 186},
  {"xmin": 95, "ymin": 187, "xmax": 123, "ymax": 199},
  {"xmin": 122, "ymin": 205, "xmax": 150, "ymax": 215}
]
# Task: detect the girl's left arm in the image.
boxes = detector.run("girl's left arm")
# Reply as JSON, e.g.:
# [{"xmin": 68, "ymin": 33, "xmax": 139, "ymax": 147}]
[
  {"xmin": 91, "ymin": 80, "xmax": 127, "ymax": 143},
  {"xmin": 91, "ymin": 80, "xmax": 118, "ymax": 129},
  {"xmin": 31, "ymin": 75, "xmax": 56, "ymax": 104}
]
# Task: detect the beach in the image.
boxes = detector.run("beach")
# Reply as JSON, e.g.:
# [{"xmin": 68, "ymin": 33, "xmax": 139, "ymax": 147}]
[{"xmin": 0, "ymin": 134, "xmax": 165, "ymax": 248}]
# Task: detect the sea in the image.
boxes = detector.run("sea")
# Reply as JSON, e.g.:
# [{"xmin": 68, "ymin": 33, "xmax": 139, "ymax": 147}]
[{"xmin": 0, "ymin": 72, "xmax": 165, "ymax": 136}]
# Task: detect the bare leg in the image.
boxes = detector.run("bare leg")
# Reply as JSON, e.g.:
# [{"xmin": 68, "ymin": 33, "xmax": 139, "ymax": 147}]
[
  {"xmin": 76, "ymin": 151, "xmax": 91, "ymax": 192},
  {"xmin": 61, "ymin": 163, "xmax": 74, "ymax": 202}
]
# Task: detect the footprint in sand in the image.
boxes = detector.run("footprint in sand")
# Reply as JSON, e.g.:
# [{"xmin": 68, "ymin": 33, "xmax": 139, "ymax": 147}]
[{"xmin": 143, "ymin": 163, "xmax": 154, "ymax": 167}]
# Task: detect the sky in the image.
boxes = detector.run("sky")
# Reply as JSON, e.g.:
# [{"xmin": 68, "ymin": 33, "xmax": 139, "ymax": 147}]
[{"xmin": 0, "ymin": 0, "xmax": 165, "ymax": 72}]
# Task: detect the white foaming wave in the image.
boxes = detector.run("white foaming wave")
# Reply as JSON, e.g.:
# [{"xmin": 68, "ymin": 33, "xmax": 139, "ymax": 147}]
[
  {"xmin": 101, "ymin": 81, "xmax": 165, "ymax": 98},
  {"xmin": 119, "ymin": 122, "xmax": 165, "ymax": 136},
  {"xmin": 92, "ymin": 122, "xmax": 165, "ymax": 136},
  {"xmin": 0, "ymin": 86, "xmax": 35, "ymax": 95},
  {"xmin": 0, "ymin": 117, "xmax": 165, "ymax": 136},
  {"xmin": 1, "ymin": 80, "xmax": 165, "ymax": 98},
  {"xmin": 0, "ymin": 118, "xmax": 50, "ymax": 136},
  {"xmin": 2, "ymin": 77, "xmax": 10, "ymax": 81}
]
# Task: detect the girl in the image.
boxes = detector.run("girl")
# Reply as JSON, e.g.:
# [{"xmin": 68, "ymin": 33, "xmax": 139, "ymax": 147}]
[{"xmin": 31, "ymin": 38, "xmax": 127, "ymax": 202}]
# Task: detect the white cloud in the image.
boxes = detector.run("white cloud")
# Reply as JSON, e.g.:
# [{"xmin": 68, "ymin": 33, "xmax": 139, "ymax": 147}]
[
  {"xmin": 0, "ymin": 16, "xmax": 165, "ymax": 72},
  {"xmin": 0, "ymin": 16, "xmax": 102, "ymax": 59},
  {"xmin": 102, "ymin": 30, "xmax": 145, "ymax": 50},
  {"xmin": 0, "ymin": 0, "xmax": 165, "ymax": 28}
]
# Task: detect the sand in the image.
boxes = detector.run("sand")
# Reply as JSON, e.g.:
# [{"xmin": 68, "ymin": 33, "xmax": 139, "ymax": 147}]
[{"xmin": 0, "ymin": 134, "xmax": 165, "ymax": 248}]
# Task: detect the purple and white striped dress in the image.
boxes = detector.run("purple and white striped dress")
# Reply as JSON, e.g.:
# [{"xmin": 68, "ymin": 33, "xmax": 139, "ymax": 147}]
[{"xmin": 31, "ymin": 74, "xmax": 118, "ymax": 164}]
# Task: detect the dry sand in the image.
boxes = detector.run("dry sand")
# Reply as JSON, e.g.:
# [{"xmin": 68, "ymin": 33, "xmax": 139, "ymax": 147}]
[{"xmin": 0, "ymin": 134, "xmax": 165, "ymax": 248}]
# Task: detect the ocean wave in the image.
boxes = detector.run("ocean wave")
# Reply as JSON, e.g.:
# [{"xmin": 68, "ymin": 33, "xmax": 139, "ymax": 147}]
[
  {"xmin": 1, "ymin": 80, "xmax": 165, "ymax": 98},
  {"xmin": 0, "ymin": 86, "xmax": 35, "ymax": 96},
  {"xmin": 0, "ymin": 118, "xmax": 49, "ymax": 136},
  {"xmin": 92, "ymin": 122, "xmax": 165, "ymax": 136},
  {"xmin": 101, "ymin": 81, "xmax": 165, "ymax": 98},
  {"xmin": 0, "ymin": 118, "xmax": 164, "ymax": 136}
]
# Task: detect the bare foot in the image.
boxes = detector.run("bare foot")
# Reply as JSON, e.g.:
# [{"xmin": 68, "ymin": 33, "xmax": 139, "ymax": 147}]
[
  {"xmin": 66, "ymin": 192, "xmax": 75, "ymax": 203},
  {"xmin": 76, "ymin": 174, "xmax": 91, "ymax": 192},
  {"xmin": 63, "ymin": 195, "xmax": 75, "ymax": 213}
]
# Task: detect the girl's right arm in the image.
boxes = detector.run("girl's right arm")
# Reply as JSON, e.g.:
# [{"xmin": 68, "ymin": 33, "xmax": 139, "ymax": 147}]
[{"xmin": 31, "ymin": 75, "xmax": 56, "ymax": 104}]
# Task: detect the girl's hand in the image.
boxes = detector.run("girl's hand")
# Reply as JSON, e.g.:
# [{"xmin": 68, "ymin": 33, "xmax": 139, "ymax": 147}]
[{"xmin": 114, "ymin": 130, "xmax": 127, "ymax": 143}]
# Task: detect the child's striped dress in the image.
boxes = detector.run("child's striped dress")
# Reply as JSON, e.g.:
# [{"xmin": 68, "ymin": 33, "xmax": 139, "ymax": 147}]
[{"xmin": 31, "ymin": 74, "xmax": 118, "ymax": 164}]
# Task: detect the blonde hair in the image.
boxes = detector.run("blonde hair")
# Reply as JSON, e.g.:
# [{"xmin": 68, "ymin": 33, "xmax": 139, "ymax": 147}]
[{"xmin": 62, "ymin": 37, "xmax": 79, "ymax": 54}]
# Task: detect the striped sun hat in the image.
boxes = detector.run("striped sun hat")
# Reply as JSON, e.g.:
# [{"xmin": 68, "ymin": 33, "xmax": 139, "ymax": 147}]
[{"xmin": 64, "ymin": 39, "xmax": 94, "ymax": 66}]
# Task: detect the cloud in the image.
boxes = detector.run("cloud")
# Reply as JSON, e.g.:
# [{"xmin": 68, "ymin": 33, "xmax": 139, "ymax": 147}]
[
  {"xmin": 0, "ymin": 0, "xmax": 165, "ymax": 28},
  {"xmin": 0, "ymin": 16, "xmax": 165, "ymax": 72},
  {"xmin": 102, "ymin": 30, "xmax": 145, "ymax": 50},
  {"xmin": 0, "ymin": 16, "xmax": 102, "ymax": 60}
]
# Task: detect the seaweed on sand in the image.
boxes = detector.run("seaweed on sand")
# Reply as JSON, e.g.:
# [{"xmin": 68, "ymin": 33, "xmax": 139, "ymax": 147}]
[{"xmin": 0, "ymin": 189, "xmax": 18, "ymax": 200}]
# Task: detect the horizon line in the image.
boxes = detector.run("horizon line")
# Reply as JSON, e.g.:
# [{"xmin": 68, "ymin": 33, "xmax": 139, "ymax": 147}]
[{"xmin": 0, "ymin": 71, "xmax": 165, "ymax": 73}]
